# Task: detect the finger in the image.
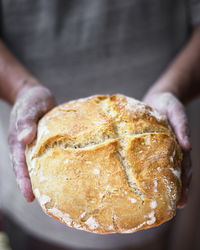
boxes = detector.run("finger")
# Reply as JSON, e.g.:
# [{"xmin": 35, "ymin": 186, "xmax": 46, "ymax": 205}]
[
  {"xmin": 9, "ymin": 108, "xmax": 37, "ymax": 145},
  {"xmin": 14, "ymin": 86, "xmax": 56, "ymax": 144},
  {"xmin": 15, "ymin": 104, "xmax": 44, "ymax": 145},
  {"xmin": 16, "ymin": 119, "xmax": 37, "ymax": 144},
  {"xmin": 9, "ymin": 140, "xmax": 35, "ymax": 202},
  {"xmin": 177, "ymin": 152, "xmax": 192, "ymax": 208},
  {"xmin": 166, "ymin": 97, "xmax": 191, "ymax": 151},
  {"xmin": 15, "ymin": 164, "xmax": 35, "ymax": 202}
]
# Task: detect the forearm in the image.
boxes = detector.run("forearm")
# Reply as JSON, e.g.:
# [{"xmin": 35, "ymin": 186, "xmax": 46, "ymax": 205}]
[
  {"xmin": 145, "ymin": 25, "xmax": 200, "ymax": 104},
  {"xmin": 0, "ymin": 41, "xmax": 40, "ymax": 105}
]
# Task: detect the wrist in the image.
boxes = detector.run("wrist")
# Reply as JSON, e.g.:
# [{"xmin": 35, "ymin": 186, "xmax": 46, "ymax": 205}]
[
  {"xmin": 144, "ymin": 70, "xmax": 191, "ymax": 105},
  {"xmin": 13, "ymin": 78, "xmax": 41, "ymax": 103}
]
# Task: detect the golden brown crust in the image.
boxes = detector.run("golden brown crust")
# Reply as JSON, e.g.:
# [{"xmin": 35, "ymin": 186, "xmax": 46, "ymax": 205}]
[{"xmin": 26, "ymin": 94, "xmax": 182, "ymax": 234}]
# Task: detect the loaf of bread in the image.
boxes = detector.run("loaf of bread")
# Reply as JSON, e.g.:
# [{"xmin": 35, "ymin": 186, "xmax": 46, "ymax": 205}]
[{"xmin": 26, "ymin": 94, "xmax": 182, "ymax": 234}]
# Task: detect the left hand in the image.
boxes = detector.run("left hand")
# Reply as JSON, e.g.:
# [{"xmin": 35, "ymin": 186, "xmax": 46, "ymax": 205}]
[
  {"xmin": 143, "ymin": 92, "xmax": 192, "ymax": 208},
  {"xmin": 8, "ymin": 85, "xmax": 57, "ymax": 202}
]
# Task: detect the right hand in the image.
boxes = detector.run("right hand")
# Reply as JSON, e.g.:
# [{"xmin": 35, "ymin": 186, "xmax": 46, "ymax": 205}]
[
  {"xmin": 143, "ymin": 92, "xmax": 192, "ymax": 208},
  {"xmin": 8, "ymin": 85, "xmax": 56, "ymax": 202}
]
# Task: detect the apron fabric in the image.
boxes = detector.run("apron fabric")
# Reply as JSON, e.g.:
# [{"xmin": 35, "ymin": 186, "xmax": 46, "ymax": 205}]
[{"xmin": 0, "ymin": 0, "xmax": 200, "ymax": 249}]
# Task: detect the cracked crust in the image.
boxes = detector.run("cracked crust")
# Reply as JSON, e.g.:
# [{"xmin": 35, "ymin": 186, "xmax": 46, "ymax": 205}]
[{"xmin": 25, "ymin": 94, "xmax": 182, "ymax": 234}]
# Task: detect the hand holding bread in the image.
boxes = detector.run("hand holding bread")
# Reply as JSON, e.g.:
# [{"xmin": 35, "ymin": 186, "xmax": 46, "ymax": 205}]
[
  {"xmin": 8, "ymin": 85, "xmax": 56, "ymax": 202},
  {"xmin": 143, "ymin": 92, "xmax": 191, "ymax": 208}
]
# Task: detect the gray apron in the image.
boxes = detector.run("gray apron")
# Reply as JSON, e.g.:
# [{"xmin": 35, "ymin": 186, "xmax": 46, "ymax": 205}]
[{"xmin": 0, "ymin": 0, "xmax": 200, "ymax": 249}]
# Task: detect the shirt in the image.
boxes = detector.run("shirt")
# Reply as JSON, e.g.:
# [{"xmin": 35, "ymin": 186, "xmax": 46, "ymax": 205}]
[{"xmin": 0, "ymin": 0, "xmax": 200, "ymax": 249}]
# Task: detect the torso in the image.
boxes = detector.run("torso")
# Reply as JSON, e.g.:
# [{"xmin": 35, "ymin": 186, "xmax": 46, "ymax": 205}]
[{"xmin": 0, "ymin": 0, "xmax": 190, "ymax": 248}]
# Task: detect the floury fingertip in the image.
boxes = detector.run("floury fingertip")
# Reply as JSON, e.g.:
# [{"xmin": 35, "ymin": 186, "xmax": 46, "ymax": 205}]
[
  {"xmin": 17, "ymin": 177, "xmax": 35, "ymax": 202},
  {"xmin": 17, "ymin": 128, "xmax": 32, "ymax": 142},
  {"xmin": 183, "ymin": 135, "xmax": 192, "ymax": 151}
]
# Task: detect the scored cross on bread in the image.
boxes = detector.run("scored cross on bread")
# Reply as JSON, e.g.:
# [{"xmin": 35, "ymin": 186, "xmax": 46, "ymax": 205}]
[{"xmin": 26, "ymin": 94, "xmax": 182, "ymax": 234}]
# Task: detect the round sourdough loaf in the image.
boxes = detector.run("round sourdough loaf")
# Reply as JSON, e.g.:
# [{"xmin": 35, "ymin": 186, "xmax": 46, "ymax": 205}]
[{"xmin": 25, "ymin": 94, "xmax": 182, "ymax": 234}]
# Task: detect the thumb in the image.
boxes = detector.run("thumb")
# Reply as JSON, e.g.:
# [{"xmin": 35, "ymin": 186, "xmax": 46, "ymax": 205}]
[
  {"xmin": 14, "ymin": 103, "xmax": 38, "ymax": 144},
  {"xmin": 17, "ymin": 122, "xmax": 37, "ymax": 144},
  {"xmin": 144, "ymin": 93, "xmax": 191, "ymax": 151},
  {"xmin": 166, "ymin": 95, "xmax": 191, "ymax": 151},
  {"xmin": 13, "ymin": 86, "xmax": 56, "ymax": 144}
]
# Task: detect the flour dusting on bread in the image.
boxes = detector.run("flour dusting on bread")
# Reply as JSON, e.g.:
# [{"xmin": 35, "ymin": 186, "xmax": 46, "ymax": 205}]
[{"xmin": 26, "ymin": 94, "xmax": 182, "ymax": 234}]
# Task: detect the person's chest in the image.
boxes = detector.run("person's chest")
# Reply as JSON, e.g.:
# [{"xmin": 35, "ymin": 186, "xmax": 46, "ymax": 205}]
[{"xmin": 0, "ymin": 0, "xmax": 189, "ymax": 102}]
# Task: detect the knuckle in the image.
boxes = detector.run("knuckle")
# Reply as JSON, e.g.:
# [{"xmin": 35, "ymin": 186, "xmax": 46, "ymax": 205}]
[
  {"xmin": 16, "ymin": 117, "xmax": 33, "ymax": 133},
  {"xmin": 13, "ymin": 164, "xmax": 18, "ymax": 177},
  {"xmin": 15, "ymin": 118, "xmax": 24, "ymax": 130},
  {"xmin": 8, "ymin": 133, "xmax": 16, "ymax": 146},
  {"xmin": 162, "ymin": 92, "xmax": 174, "ymax": 100}
]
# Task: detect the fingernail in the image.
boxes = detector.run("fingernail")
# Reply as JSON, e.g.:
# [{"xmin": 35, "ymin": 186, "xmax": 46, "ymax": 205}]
[{"xmin": 17, "ymin": 128, "xmax": 32, "ymax": 142}]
